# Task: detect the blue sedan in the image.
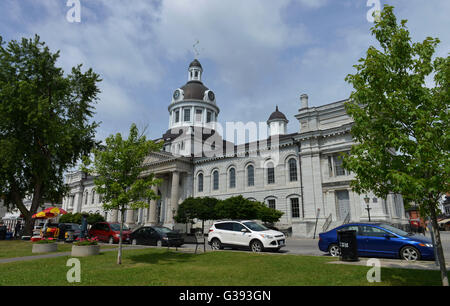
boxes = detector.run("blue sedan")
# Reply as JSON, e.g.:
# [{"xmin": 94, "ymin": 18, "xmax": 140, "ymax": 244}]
[{"xmin": 318, "ymin": 223, "xmax": 435, "ymax": 261}]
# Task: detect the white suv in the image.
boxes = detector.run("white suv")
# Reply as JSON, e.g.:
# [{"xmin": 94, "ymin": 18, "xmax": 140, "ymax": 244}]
[{"xmin": 208, "ymin": 220, "xmax": 286, "ymax": 252}]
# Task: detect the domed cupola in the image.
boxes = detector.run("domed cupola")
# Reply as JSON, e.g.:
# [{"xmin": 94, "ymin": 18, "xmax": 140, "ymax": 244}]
[
  {"xmin": 168, "ymin": 59, "xmax": 220, "ymax": 132},
  {"xmin": 267, "ymin": 106, "xmax": 288, "ymax": 136}
]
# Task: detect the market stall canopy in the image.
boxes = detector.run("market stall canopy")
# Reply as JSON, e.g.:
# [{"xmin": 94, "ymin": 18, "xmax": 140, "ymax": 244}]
[
  {"xmin": 438, "ymin": 218, "xmax": 450, "ymax": 225},
  {"xmin": 32, "ymin": 207, "xmax": 67, "ymax": 219}
]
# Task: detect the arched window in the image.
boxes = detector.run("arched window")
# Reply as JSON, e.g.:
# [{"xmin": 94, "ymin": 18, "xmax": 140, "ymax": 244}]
[
  {"xmin": 247, "ymin": 165, "xmax": 255, "ymax": 187},
  {"xmin": 198, "ymin": 173, "xmax": 204, "ymax": 192},
  {"xmin": 229, "ymin": 168, "xmax": 236, "ymax": 189},
  {"xmin": 288, "ymin": 158, "xmax": 298, "ymax": 182},
  {"xmin": 213, "ymin": 170, "xmax": 219, "ymax": 190},
  {"xmin": 84, "ymin": 192, "xmax": 88, "ymax": 205},
  {"xmin": 267, "ymin": 162, "xmax": 275, "ymax": 184},
  {"xmin": 91, "ymin": 190, "xmax": 96, "ymax": 204}
]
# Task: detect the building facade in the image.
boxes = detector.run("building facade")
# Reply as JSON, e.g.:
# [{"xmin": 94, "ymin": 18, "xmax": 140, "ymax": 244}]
[{"xmin": 62, "ymin": 59, "xmax": 408, "ymax": 237}]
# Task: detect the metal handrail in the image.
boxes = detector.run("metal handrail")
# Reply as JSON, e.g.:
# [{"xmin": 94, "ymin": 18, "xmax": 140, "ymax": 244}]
[
  {"xmin": 342, "ymin": 212, "xmax": 351, "ymax": 225},
  {"xmin": 322, "ymin": 213, "xmax": 332, "ymax": 232}
]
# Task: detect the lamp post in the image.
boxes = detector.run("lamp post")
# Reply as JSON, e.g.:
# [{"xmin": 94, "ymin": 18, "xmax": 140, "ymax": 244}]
[{"xmin": 364, "ymin": 195, "xmax": 371, "ymax": 222}]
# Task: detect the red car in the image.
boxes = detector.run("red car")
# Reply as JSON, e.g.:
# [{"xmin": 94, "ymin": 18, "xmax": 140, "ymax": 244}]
[{"xmin": 88, "ymin": 222, "xmax": 132, "ymax": 244}]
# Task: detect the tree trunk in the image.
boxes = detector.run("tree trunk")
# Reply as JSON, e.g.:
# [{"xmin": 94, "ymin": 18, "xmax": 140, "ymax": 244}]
[
  {"xmin": 117, "ymin": 209, "xmax": 124, "ymax": 265},
  {"xmin": 430, "ymin": 205, "xmax": 449, "ymax": 286},
  {"xmin": 11, "ymin": 180, "xmax": 42, "ymax": 236}
]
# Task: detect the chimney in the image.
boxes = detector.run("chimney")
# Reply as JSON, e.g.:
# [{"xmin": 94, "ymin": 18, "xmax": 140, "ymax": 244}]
[{"xmin": 300, "ymin": 94, "xmax": 309, "ymax": 109}]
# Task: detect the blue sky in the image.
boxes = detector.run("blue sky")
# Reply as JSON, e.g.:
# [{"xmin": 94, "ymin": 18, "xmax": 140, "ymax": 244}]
[{"xmin": 1, "ymin": 0, "xmax": 449, "ymax": 141}]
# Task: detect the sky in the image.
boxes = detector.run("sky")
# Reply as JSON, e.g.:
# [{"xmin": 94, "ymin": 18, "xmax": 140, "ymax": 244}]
[{"xmin": 0, "ymin": 0, "xmax": 449, "ymax": 142}]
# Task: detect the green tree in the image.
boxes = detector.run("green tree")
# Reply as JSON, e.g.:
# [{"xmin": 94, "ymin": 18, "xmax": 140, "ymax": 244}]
[
  {"xmin": 59, "ymin": 212, "xmax": 105, "ymax": 225},
  {"xmin": 214, "ymin": 196, "xmax": 283, "ymax": 223},
  {"xmin": 0, "ymin": 35, "xmax": 101, "ymax": 236},
  {"xmin": 83, "ymin": 123, "xmax": 161, "ymax": 264},
  {"xmin": 175, "ymin": 197, "xmax": 220, "ymax": 232},
  {"xmin": 343, "ymin": 6, "xmax": 449, "ymax": 286}
]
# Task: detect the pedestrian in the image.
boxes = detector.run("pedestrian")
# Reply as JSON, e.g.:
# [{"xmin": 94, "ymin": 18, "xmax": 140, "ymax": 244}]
[{"xmin": 14, "ymin": 221, "xmax": 22, "ymax": 239}]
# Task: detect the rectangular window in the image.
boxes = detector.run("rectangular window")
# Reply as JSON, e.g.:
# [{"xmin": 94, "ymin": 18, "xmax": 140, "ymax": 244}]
[
  {"xmin": 328, "ymin": 156, "xmax": 333, "ymax": 177},
  {"xmin": 247, "ymin": 166, "xmax": 255, "ymax": 187},
  {"xmin": 184, "ymin": 109, "xmax": 191, "ymax": 122},
  {"xmin": 207, "ymin": 111, "xmax": 212, "ymax": 123},
  {"xmin": 195, "ymin": 109, "xmax": 203, "ymax": 122},
  {"xmin": 291, "ymin": 198, "xmax": 300, "ymax": 218},
  {"xmin": 213, "ymin": 171, "xmax": 219, "ymax": 190},
  {"xmin": 267, "ymin": 167, "xmax": 275, "ymax": 184},
  {"xmin": 268, "ymin": 199, "xmax": 276, "ymax": 210},
  {"xmin": 333, "ymin": 155, "xmax": 346, "ymax": 176},
  {"xmin": 175, "ymin": 110, "xmax": 180, "ymax": 123}
]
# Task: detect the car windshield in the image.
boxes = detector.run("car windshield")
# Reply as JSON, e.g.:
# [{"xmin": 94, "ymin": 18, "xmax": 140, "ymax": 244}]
[
  {"xmin": 153, "ymin": 227, "xmax": 173, "ymax": 234},
  {"xmin": 242, "ymin": 222, "xmax": 268, "ymax": 232},
  {"xmin": 110, "ymin": 224, "xmax": 129, "ymax": 231},
  {"xmin": 379, "ymin": 224, "xmax": 409, "ymax": 237}
]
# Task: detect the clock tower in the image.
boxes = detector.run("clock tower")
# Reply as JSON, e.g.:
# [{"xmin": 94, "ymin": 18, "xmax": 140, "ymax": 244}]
[{"xmin": 164, "ymin": 59, "xmax": 220, "ymax": 156}]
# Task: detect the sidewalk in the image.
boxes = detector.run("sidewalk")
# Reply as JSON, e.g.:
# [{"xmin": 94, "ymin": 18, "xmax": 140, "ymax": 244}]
[{"xmin": 328, "ymin": 258, "xmax": 450, "ymax": 271}]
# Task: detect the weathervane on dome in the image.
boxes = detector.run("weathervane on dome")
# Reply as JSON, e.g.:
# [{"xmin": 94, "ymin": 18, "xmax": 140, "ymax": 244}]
[{"xmin": 193, "ymin": 40, "xmax": 203, "ymax": 58}]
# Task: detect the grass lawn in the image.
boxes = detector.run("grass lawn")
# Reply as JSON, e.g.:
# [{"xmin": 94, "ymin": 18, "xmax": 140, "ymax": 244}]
[
  {"xmin": 0, "ymin": 240, "xmax": 116, "ymax": 259},
  {"xmin": 0, "ymin": 247, "xmax": 443, "ymax": 286}
]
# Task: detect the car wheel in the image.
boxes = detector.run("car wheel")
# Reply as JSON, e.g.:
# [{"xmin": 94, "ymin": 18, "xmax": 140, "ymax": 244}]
[
  {"xmin": 329, "ymin": 244, "xmax": 341, "ymax": 257},
  {"xmin": 210, "ymin": 238, "xmax": 223, "ymax": 250},
  {"xmin": 400, "ymin": 246, "xmax": 421, "ymax": 261},
  {"xmin": 156, "ymin": 240, "xmax": 162, "ymax": 247},
  {"xmin": 108, "ymin": 236, "xmax": 114, "ymax": 244},
  {"xmin": 250, "ymin": 240, "xmax": 264, "ymax": 253}
]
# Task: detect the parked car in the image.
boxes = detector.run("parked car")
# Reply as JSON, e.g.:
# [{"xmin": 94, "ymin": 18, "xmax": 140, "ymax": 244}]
[
  {"xmin": 58, "ymin": 223, "xmax": 81, "ymax": 241},
  {"xmin": 129, "ymin": 226, "xmax": 184, "ymax": 247},
  {"xmin": 318, "ymin": 223, "xmax": 435, "ymax": 261},
  {"xmin": 208, "ymin": 220, "xmax": 286, "ymax": 252},
  {"xmin": 88, "ymin": 222, "xmax": 131, "ymax": 244}
]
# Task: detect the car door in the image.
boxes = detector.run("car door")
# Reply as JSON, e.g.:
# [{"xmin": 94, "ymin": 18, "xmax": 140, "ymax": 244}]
[
  {"xmin": 89, "ymin": 223, "xmax": 100, "ymax": 240},
  {"xmin": 359, "ymin": 225, "xmax": 402, "ymax": 257},
  {"xmin": 147, "ymin": 228, "xmax": 160, "ymax": 245},
  {"xmin": 231, "ymin": 222, "xmax": 252, "ymax": 246},
  {"xmin": 132, "ymin": 228, "xmax": 143, "ymax": 244},
  {"xmin": 100, "ymin": 223, "xmax": 110, "ymax": 242},
  {"xmin": 215, "ymin": 222, "xmax": 234, "ymax": 245}
]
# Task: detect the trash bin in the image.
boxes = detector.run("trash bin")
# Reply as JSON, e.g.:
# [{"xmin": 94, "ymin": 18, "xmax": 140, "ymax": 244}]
[
  {"xmin": 5, "ymin": 232, "xmax": 13, "ymax": 240},
  {"xmin": 0, "ymin": 226, "xmax": 6, "ymax": 240},
  {"xmin": 337, "ymin": 230, "xmax": 359, "ymax": 262}
]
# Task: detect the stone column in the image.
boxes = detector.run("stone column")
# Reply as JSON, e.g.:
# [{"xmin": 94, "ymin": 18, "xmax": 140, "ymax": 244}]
[
  {"xmin": 125, "ymin": 209, "xmax": 135, "ymax": 225},
  {"xmin": 111, "ymin": 209, "xmax": 119, "ymax": 223},
  {"xmin": 168, "ymin": 171, "xmax": 180, "ymax": 225},
  {"xmin": 147, "ymin": 185, "xmax": 159, "ymax": 225}
]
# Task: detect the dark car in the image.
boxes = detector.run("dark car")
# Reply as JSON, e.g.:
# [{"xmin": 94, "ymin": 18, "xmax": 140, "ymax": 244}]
[
  {"xmin": 58, "ymin": 223, "xmax": 81, "ymax": 241},
  {"xmin": 130, "ymin": 226, "xmax": 184, "ymax": 247},
  {"xmin": 88, "ymin": 222, "xmax": 132, "ymax": 244},
  {"xmin": 318, "ymin": 223, "xmax": 435, "ymax": 261}
]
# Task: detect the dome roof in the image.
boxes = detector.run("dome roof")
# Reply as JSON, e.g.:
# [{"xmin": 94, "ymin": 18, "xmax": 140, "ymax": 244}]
[
  {"xmin": 181, "ymin": 81, "xmax": 209, "ymax": 100},
  {"xmin": 189, "ymin": 59, "xmax": 202, "ymax": 69},
  {"xmin": 268, "ymin": 106, "xmax": 288, "ymax": 122}
]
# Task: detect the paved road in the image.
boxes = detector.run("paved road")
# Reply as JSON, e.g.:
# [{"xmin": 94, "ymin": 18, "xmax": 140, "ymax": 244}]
[{"xmin": 280, "ymin": 231, "xmax": 450, "ymax": 262}]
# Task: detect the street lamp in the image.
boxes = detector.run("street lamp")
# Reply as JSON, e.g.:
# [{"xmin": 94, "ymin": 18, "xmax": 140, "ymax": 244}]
[{"xmin": 364, "ymin": 195, "xmax": 371, "ymax": 222}]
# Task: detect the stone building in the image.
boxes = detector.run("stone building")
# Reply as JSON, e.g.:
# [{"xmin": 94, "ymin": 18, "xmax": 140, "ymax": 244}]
[{"xmin": 62, "ymin": 59, "xmax": 408, "ymax": 237}]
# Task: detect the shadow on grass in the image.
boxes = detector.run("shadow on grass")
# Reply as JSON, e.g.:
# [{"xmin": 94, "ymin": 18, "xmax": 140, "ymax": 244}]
[
  {"xmin": 128, "ymin": 249, "xmax": 201, "ymax": 265},
  {"xmin": 378, "ymin": 268, "xmax": 443, "ymax": 286}
]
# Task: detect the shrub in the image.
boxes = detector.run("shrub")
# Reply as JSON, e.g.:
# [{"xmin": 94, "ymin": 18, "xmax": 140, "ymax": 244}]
[{"xmin": 74, "ymin": 237, "xmax": 99, "ymax": 246}]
